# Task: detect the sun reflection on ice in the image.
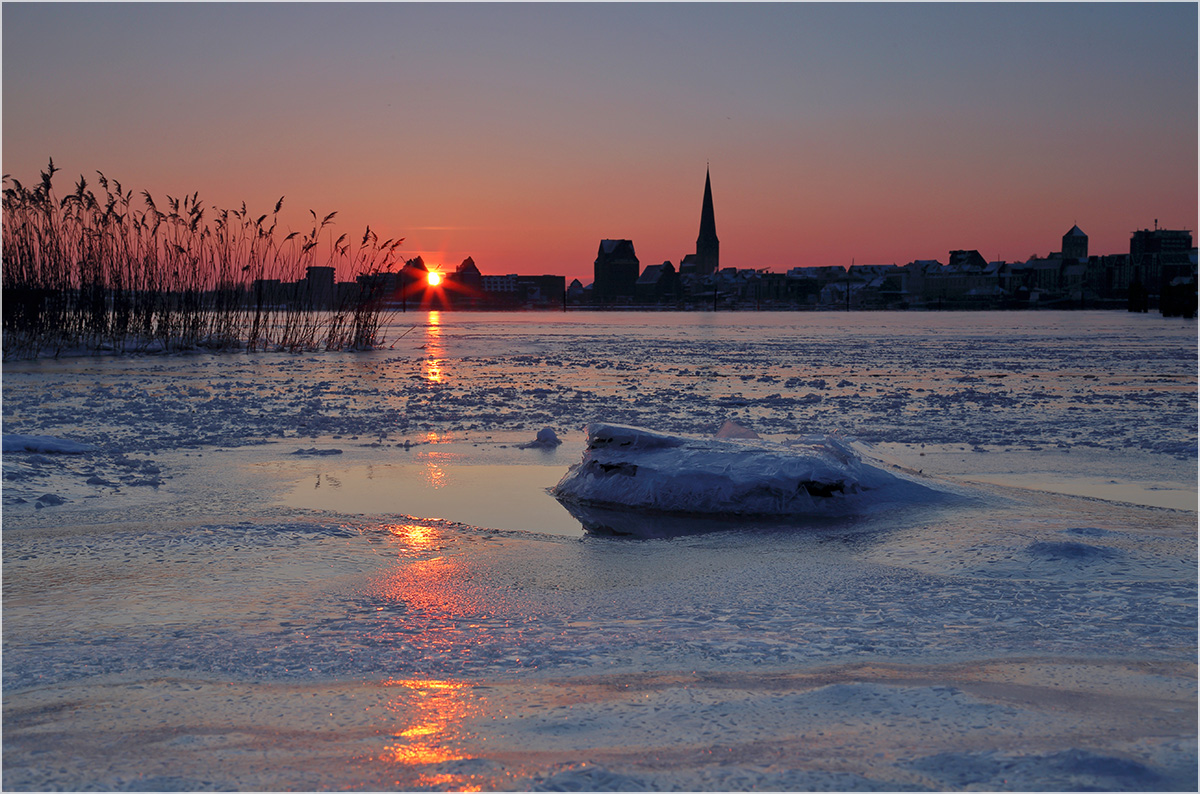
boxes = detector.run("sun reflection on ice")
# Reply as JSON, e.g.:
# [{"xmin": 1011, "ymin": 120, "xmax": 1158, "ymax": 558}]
[
  {"xmin": 359, "ymin": 518, "xmax": 525, "ymax": 789},
  {"xmin": 374, "ymin": 678, "xmax": 483, "ymax": 791},
  {"xmin": 422, "ymin": 311, "xmax": 444, "ymax": 383},
  {"xmin": 423, "ymin": 462, "xmax": 447, "ymax": 490},
  {"xmin": 369, "ymin": 520, "xmax": 515, "ymax": 663},
  {"xmin": 386, "ymin": 522, "xmax": 437, "ymax": 548},
  {"xmin": 418, "ymin": 433, "xmax": 458, "ymax": 491}
]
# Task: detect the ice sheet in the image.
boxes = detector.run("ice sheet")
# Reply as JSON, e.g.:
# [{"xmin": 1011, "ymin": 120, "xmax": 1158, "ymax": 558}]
[
  {"xmin": 281, "ymin": 460, "xmax": 583, "ymax": 536},
  {"xmin": 2, "ymin": 311, "xmax": 1195, "ymax": 791}
]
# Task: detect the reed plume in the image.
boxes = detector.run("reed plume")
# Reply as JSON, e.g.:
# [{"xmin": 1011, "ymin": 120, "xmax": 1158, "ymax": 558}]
[{"xmin": 2, "ymin": 160, "xmax": 405, "ymax": 358}]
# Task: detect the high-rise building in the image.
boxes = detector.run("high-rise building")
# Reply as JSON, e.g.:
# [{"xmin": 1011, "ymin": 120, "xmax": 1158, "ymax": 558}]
[
  {"xmin": 694, "ymin": 168, "xmax": 720, "ymax": 276},
  {"xmin": 1129, "ymin": 226, "xmax": 1194, "ymax": 303},
  {"xmin": 1130, "ymin": 226, "xmax": 1192, "ymax": 263}
]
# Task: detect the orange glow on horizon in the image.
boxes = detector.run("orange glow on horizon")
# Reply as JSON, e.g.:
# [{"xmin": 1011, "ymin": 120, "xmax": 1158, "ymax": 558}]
[{"xmin": 426, "ymin": 270, "xmax": 443, "ymax": 287}]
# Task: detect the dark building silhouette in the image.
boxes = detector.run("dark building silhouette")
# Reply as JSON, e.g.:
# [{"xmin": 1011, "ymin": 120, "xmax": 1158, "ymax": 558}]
[
  {"xmin": 305, "ymin": 266, "xmax": 335, "ymax": 309},
  {"xmin": 1129, "ymin": 226, "xmax": 1194, "ymax": 313},
  {"xmin": 567, "ymin": 278, "xmax": 586, "ymax": 304},
  {"xmin": 593, "ymin": 239, "xmax": 640, "ymax": 303},
  {"xmin": 635, "ymin": 260, "xmax": 680, "ymax": 303},
  {"xmin": 454, "ymin": 257, "xmax": 482, "ymax": 291},
  {"xmin": 396, "ymin": 256, "xmax": 429, "ymax": 305},
  {"xmin": 947, "ymin": 250, "xmax": 987, "ymax": 270},
  {"xmin": 354, "ymin": 270, "xmax": 398, "ymax": 302},
  {"xmin": 515, "ymin": 274, "xmax": 566, "ymax": 306},
  {"xmin": 1062, "ymin": 225, "xmax": 1088, "ymax": 261},
  {"xmin": 439, "ymin": 257, "xmax": 483, "ymax": 306},
  {"xmin": 1131, "ymin": 226, "xmax": 1192, "ymax": 265},
  {"xmin": 479, "ymin": 273, "xmax": 565, "ymax": 307},
  {"xmin": 694, "ymin": 168, "xmax": 720, "ymax": 276}
]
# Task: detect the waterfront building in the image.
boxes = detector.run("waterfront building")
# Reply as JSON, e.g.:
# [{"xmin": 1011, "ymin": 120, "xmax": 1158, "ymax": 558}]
[
  {"xmin": 1085, "ymin": 253, "xmax": 1131, "ymax": 301},
  {"xmin": 453, "ymin": 257, "xmax": 483, "ymax": 292},
  {"xmin": 593, "ymin": 239, "xmax": 640, "ymax": 304},
  {"xmin": 567, "ymin": 279, "xmax": 586, "ymax": 303},
  {"xmin": 922, "ymin": 254, "xmax": 993, "ymax": 303},
  {"xmin": 948, "ymin": 250, "xmax": 988, "ymax": 270},
  {"xmin": 1130, "ymin": 227, "xmax": 1193, "ymax": 292},
  {"xmin": 305, "ymin": 266, "xmax": 335, "ymax": 309},
  {"xmin": 515, "ymin": 274, "xmax": 566, "ymax": 306},
  {"xmin": 1062, "ymin": 225, "xmax": 1088, "ymax": 261},
  {"xmin": 635, "ymin": 261, "xmax": 679, "ymax": 304},
  {"xmin": 482, "ymin": 273, "xmax": 565, "ymax": 307},
  {"xmin": 481, "ymin": 273, "xmax": 518, "ymax": 295},
  {"xmin": 353, "ymin": 270, "xmax": 398, "ymax": 304},
  {"xmin": 1027, "ymin": 255, "xmax": 1065, "ymax": 293}
]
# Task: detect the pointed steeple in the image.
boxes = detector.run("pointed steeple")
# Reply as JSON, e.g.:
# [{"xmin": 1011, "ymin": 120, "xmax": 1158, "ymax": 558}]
[{"xmin": 695, "ymin": 167, "xmax": 719, "ymax": 276}]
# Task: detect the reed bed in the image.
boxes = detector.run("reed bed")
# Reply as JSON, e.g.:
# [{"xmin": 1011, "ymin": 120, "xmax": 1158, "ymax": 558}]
[{"xmin": 2, "ymin": 159, "xmax": 405, "ymax": 359}]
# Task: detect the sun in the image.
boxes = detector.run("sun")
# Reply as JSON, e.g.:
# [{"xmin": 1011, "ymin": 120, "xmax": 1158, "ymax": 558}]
[{"xmin": 426, "ymin": 271, "xmax": 443, "ymax": 287}]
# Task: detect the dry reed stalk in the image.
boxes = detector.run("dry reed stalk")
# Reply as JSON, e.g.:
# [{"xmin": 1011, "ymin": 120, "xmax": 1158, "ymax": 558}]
[{"xmin": 3, "ymin": 160, "xmax": 405, "ymax": 359}]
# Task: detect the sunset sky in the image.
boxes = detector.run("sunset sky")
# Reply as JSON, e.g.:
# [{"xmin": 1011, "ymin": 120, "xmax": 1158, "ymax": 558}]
[{"xmin": 4, "ymin": 2, "xmax": 1196, "ymax": 283}]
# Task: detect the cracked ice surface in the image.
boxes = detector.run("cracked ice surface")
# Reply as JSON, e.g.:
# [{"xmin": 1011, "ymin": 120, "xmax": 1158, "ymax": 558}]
[{"xmin": 2, "ymin": 311, "xmax": 1195, "ymax": 457}]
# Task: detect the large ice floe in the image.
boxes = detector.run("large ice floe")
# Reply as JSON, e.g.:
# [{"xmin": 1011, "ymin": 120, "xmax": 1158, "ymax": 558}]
[{"xmin": 552, "ymin": 422, "xmax": 937, "ymax": 534}]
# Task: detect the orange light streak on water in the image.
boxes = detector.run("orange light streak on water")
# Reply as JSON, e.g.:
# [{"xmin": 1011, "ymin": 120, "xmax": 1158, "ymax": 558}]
[
  {"xmin": 363, "ymin": 512, "xmax": 521, "ymax": 789},
  {"xmin": 374, "ymin": 678, "xmax": 483, "ymax": 791},
  {"xmin": 421, "ymin": 311, "xmax": 444, "ymax": 383},
  {"xmin": 423, "ymin": 462, "xmax": 447, "ymax": 490},
  {"xmin": 418, "ymin": 432, "xmax": 460, "ymax": 491},
  {"xmin": 368, "ymin": 525, "xmax": 511, "ymax": 655},
  {"xmin": 386, "ymin": 523, "xmax": 437, "ymax": 548},
  {"xmin": 375, "ymin": 556, "xmax": 473, "ymax": 617}
]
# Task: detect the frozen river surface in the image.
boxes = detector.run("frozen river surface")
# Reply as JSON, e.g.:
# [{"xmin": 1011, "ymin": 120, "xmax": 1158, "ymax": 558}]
[{"xmin": 3, "ymin": 311, "xmax": 1196, "ymax": 791}]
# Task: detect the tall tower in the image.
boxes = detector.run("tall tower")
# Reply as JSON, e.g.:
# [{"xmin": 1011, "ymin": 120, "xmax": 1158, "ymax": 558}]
[
  {"xmin": 1062, "ymin": 224, "xmax": 1088, "ymax": 261},
  {"xmin": 695, "ymin": 167, "xmax": 720, "ymax": 276}
]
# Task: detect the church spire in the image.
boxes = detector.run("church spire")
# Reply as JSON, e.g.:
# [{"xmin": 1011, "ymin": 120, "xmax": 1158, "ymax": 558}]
[{"xmin": 696, "ymin": 167, "xmax": 719, "ymax": 276}]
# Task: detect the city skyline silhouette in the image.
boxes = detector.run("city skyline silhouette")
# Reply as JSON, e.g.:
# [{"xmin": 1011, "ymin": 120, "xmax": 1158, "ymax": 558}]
[{"xmin": 4, "ymin": 3, "xmax": 1195, "ymax": 282}]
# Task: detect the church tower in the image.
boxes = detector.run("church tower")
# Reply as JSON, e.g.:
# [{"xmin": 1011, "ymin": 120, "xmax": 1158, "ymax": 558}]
[
  {"xmin": 1062, "ymin": 224, "xmax": 1088, "ymax": 261},
  {"xmin": 695, "ymin": 167, "xmax": 720, "ymax": 276}
]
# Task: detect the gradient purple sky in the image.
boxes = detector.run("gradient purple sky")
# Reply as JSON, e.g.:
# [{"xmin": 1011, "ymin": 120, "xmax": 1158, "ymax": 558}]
[{"xmin": 4, "ymin": 2, "xmax": 1196, "ymax": 282}]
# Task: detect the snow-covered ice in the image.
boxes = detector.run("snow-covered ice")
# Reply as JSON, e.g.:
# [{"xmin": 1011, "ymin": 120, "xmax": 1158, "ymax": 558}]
[
  {"xmin": 552, "ymin": 422, "xmax": 940, "ymax": 527},
  {"xmin": 2, "ymin": 311, "xmax": 1195, "ymax": 791}
]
